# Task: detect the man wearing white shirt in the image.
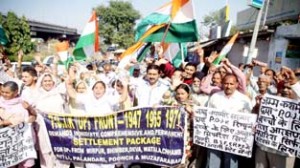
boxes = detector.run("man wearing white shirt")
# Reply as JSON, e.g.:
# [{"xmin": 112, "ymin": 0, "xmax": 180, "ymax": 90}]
[
  {"xmin": 0, "ymin": 64, "xmax": 39, "ymax": 104},
  {"xmin": 253, "ymin": 72, "xmax": 298, "ymax": 168},
  {"xmin": 134, "ymin": 64, "xmax": 169, "ymax": 107},
  {"xmin": 206, "ymin": 74, "xmax": 252, "ymax": 168},
  {"xmin": 19, "ymin": 66, "xmax": 39, "ymax": 104},
  {"xmin": 130, "ymin": 64, "xmax": 168, "ymax": 167}
]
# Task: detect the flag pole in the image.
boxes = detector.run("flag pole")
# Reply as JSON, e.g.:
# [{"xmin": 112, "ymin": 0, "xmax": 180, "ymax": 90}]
[
  {"xmin": 180, "ymin": 43, "xmax": 184, "ymax": 65},
  {"xmin": 161, "ymin": 22, "xmax": 171, "ymax": 44},
  {"xmin": 94, "ymin": 11, "xmax": 99, "ymax": 52}
]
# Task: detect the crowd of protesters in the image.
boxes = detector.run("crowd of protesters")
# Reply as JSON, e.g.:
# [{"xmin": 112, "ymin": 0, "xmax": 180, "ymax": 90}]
[{"xmin": 0, "ymin": 43, "xmax": 300, "ymax": 168}]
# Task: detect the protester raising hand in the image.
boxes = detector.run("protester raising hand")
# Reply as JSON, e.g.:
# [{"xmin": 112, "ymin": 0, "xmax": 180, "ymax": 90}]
[
  {"xmin": 34, "ymin": 52, "xmax": 43, "ymax": 66},
  {"xmin": 190, "ymin": 45, "xmax": 206, "ymax": 72},
  {"xmin": 221, "ymin": 57, "xmax": 231, "ymax": 67},
  {"xmin": 154, "ymin": 57, "xmax": 168, "ymax": 66},
  {"xmin": 220, "ymin": 58, "xmax": 233, "ymax": 73},
  {"xmin": 196, "ymin": 45, "xmax": 205, "ymax": 64},
  {"xmin": 22, "ymin": 101, "xmax": 37, "ymax": 123},
  {"xmin": 205, "ymin": 51, "xmax": 219, "ymax": 66},
  {"xmin": 182, "ymin": 102, "xmax": 193, "ymax": 116},
  {"xmin": 17, "ymin": 50, "xmax": 24, "ymax": 68},
  {"xmin": 156, "ymin": 44, "xmax": 164, "ymax": 58},
  {"xmin": 252, "ymin": 95, "xmax": 263, "ymax": 114},
  {"xmin": 281, "ymin": 66, "xmax": 298, "ymax": 85}
]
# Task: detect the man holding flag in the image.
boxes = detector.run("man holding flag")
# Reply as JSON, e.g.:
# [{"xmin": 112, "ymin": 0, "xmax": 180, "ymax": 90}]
[{"xmin": 119, "ymin": 0, "xmax": 200, "ymax": 167}]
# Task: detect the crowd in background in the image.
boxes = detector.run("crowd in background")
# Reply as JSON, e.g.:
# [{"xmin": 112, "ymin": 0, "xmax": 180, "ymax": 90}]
[{"xmin": 0, "ymin": 44, "xmax": 300, "ymax": 168}]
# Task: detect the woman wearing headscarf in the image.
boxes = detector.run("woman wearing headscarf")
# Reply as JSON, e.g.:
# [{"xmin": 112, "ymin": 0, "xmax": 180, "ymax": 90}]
[
  {"xmin": 68, "ymin": 80, "xmax": 88, "ymax": 114},
  {"xmin": 33, "ymin": 73, "xmax": 70, "ymax": 168},
  {"xmin": 66, "ymin": 66, "xmax": 129, "ymax": 168},
  {"xmin": 0, "ymin": 81, "xmax": 37, "ymax": 168}
]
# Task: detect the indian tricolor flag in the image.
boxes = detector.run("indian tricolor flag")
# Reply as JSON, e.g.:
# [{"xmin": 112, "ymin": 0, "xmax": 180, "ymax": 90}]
[
  {"xmin": 164, "ymin": 43, "xmax": 187, "ymax": 68},
  {"xmin": 136, "ymin": 0, "xmax": 198, "ymax": 43},
  {"xmin": 56, "ymin": 41, "xmax": 69, "ymax": 62},
  {"xmin": 73, "ymin": 11, "xmax": 99, "ymax": 61},
  {"xmin": 213, "ymin": 32, "xmax": 239, "ymax": 65},
  {"xmin": 132, "ymin": 42, "xmax": 187, "ymax": 67},
  {"xmin": 121, "ymin": 0, "xmax": 197, "ymax": 60}
]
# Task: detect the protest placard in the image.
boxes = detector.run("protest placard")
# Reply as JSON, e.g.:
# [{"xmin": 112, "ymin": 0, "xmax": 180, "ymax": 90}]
[
  {"xmin": 193, "ymin": 106, "xmax": 257, "ymax": 157},
  {"xmin": 256, "ymin": 95, "xmax": 300, "ymax": 157},
  {"xmin": 0, "ymin": 123, "xmax": 37, "ymax": 167},
  {"xmin": 43, "ymin": 106, "xmax": 186, "ymax": 167}
]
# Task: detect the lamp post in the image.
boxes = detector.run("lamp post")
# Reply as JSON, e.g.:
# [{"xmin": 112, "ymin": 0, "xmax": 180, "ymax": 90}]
[{"xmin": 246, "ymin": 0, "xmax": 265, "ymax": 64}]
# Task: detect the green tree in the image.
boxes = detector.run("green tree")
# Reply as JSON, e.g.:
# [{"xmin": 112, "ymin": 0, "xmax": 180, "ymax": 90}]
[
  {"xmin": 2, "ymin": 11, "xmax": 33, "ymax": 55},
  {"xmin": 230, "ymin": 24, "xmax": 239, "ymax": 35},
  {"xmin": 203, "ymin": 11, "xmax": 223, "ymax": 27},
  {"xmin": 203, "ymin": 10, "xmax": 238, "ymax": 36},
  {"xmin": 94, "ymin": 1, "xmax": 141, "ymax": 49}
]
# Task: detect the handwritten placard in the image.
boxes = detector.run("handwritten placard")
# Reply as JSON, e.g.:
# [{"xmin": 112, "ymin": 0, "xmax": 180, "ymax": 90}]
[
  {"xmin": 256, "ymin": 95, "xmax": 300, "ymax": 157},
  {"xmin": 43, "ymin": 106, "xmax": 186, "ymax": 167},
  {"xmin": 193, "ymin": 106, "xmax": 257, "ymax": 157},
  {"xmin": 0, "ymin": 123, "xmax": 37, "ymax": 167}
]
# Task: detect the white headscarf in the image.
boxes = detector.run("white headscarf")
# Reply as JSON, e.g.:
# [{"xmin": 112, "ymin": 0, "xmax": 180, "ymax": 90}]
[{"xmin": 36, "ymin": 73, "xmax": 58, "ymax": 90}]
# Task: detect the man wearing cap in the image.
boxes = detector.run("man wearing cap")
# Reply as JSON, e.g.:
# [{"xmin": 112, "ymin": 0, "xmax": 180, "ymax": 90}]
[
  {"xmin": 132, "ymin": 64, "xmax": 141, "ymax": 78},
  {"xmin": 113, "ymin": 49, "xmax": 125, "ymax": 62},
  {"xmin": 97, "ymin": 62, "xmax": 116, "ymax": 86}
]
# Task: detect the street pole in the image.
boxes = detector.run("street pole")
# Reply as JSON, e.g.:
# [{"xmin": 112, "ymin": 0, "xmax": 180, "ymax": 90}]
[
  {"xmin": 246, "ymin": 1, "xmax": 265, "ymax": 64},
  {"xmin": 262, "ymin": 0, "xmax": 270, "ymax": 28}
]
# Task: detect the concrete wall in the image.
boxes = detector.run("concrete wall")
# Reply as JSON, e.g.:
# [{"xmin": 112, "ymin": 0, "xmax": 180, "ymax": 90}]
[
  {"xmin": 237, "ymin": 0, "xmax": 300, "ymax": 30},
  {"xmin": 227, "ymin": 40, "xmax": 270, "ymax": 76},
  {"xmin": 206, "ymin": 24, "xmax": 300, "ymax": 74},
  {"xmin": 269, "ymin": 24, "xmax": 300, "ymax": 71}
]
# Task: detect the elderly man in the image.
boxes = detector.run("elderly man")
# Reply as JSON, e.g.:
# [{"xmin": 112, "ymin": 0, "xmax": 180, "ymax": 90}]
[
  {"xmin": 206, "ymin": 73, "xmax": 253, "ymax": 168},
  {"xmin": 254, "ymin": 70, "xmax": 298, "ymax": 168}
]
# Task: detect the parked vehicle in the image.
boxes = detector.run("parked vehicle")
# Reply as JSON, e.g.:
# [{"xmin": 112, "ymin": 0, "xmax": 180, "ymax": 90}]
[{"xmin": 10, "ymin": 61, "xmax": 32, "ymax": 72}]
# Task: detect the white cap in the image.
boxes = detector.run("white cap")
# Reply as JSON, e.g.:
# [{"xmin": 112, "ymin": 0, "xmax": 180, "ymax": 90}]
[
  {"xmin": 133, "ymin": 64, "xmax": 140, "ymax": 70},
  {"xmin": 114, "ymin": 49, "xmax": 125, "ymax": 54}
]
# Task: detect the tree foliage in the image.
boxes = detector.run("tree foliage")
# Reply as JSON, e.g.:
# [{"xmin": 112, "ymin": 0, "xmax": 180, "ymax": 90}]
[
  {"xmin": 203, "ymin": 11, "xmax": 223, "ymax": 27},
  {"xmin": 94, "ymin": 1, "xmax": 141, "ymax": 49},
  {"xmin": 230, "ymin": 24, "xmax": 238, "ymax": 35},
  {"xmin": 0, "ymin": 11, "xmax": 33, "ymax": 55},
  {"xmin": 203, "ymin": 10, "xmax": 238, "ymax": 36}
]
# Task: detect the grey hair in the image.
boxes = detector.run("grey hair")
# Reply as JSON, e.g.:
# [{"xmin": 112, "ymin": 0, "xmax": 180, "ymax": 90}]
[
  {"xmin": 3, "ymin": 81, "xmax": 19, "ymax": 92},
  {"xmin": 258, "ymin": 74, "xmax": 271, "ymax": 83}
]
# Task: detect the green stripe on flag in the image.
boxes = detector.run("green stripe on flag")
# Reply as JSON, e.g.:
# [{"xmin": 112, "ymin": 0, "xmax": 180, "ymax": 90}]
[
  {"xmin": 143, "ymin": 20, "xmax": 198, "ymax": 43},
  {"xmin": 73, "ymin": 48, "xmax": 86, "ymax": 61},
  {"xmin": 212, "ymin": 44, "xmax": 233, "ymax": 65},
  {"xmin": 0, "ymin": 25, "xmax": 8, "ymax": 46},
  {"xmin": 74, "ymin": 33, "xmax": 95, "ymax": 48},
  {"xmin": 73, "ymin": 33, "xmax": 95, "ymax": 60},
  {"xmin": 58, "ymin": 56, "xmax": 74, "ymax": 69},
  {"xmin": 135, "ymin": 13, "xmax": 170, "ymax": 41},
  {"xmin": 172, "ymin": 43, "xmax": 187, "ymax": 68}
]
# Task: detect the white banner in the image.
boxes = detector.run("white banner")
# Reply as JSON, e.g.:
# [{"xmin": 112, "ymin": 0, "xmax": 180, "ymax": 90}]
[
  {"xmin": 0, "ymin": 123, "xmax": 37, "ymax": 167},
  {"xmin": 193, "ymin": 106, "xmax": 257, "ymax": 157},
  {"xmin": 256, "ymin": 95, "xmax": 300, "ymax": 157}
]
